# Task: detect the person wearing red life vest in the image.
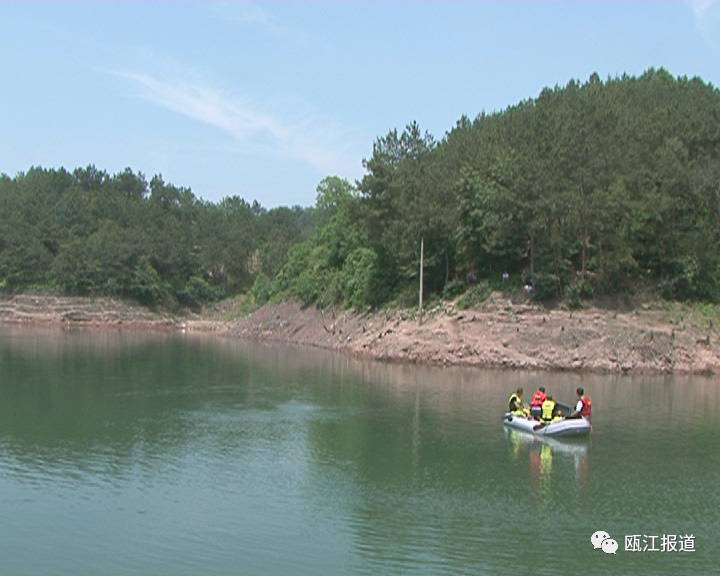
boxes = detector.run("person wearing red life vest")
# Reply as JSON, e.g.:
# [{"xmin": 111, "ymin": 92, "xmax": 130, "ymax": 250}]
[
  {"xmin": 569, "ymin": 387, "xmax": 592, "ymax": 419},
  {"xmin": 529, "ymin": 386, "xmax": 546, "ymax": 419}
]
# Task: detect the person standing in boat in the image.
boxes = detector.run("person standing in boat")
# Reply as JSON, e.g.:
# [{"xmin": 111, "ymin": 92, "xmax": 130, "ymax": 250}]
[
  {"xmin": 569, "ymin": 387, "xmax": 592, "ymax": 419},
  {"xmin": 529, "ymin": 386, "xmax": 546, "ymax": 419},
  {"xmin": 508, "ymin": 388, "xmax": 529, "ymax": 417}
]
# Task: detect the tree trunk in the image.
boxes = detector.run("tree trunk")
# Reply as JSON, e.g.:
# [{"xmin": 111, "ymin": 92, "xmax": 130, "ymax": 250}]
[
  {"xmin": 419, "ymin": 237, "xmax": 424, "ymax": 325},
  {"xmin": 444, "ymin": 250, "xmax": 450, "ymax": 286},
  {"xmin": 529, "ymin": 232, "xmax": 535, "ymax": 280}
]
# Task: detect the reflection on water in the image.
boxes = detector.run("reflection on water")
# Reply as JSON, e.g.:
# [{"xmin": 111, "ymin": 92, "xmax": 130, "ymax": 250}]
[
  {"xmin": 505, "ymin": 429, "xmax": 590, "ymax": 501},
  {"xmin": 0, "ymin": 326, "xmax": 718, "ymax": 576}
]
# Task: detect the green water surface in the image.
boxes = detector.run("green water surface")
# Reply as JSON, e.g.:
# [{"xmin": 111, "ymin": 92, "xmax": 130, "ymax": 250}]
[{"xmin": 0, "ymin": 327, "xmax": 718, "ymax": 575}]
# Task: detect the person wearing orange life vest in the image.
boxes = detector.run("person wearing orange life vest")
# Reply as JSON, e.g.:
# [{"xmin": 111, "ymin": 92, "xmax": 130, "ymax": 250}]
[
  {"xmin": 529, "ymin": 386, "xmax": 546, "ymax": 419},
  {"xmin": 569, "ymin": 387, "xmax": 592, "ymax": 419}
]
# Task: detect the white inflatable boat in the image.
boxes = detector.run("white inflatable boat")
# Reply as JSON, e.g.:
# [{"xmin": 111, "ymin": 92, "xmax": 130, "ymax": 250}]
[{"xmin": 503, "ymin": 412, "xmax": 591, "ymax": 437}]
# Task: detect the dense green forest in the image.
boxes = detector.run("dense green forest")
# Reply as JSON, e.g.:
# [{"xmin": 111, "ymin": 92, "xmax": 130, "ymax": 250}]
[
  {"xmin": 0, "ymin": 167, "xmax": 313, "ymax": 308},
  {"xmin": 1, "ymin": 69, "xmax": 719, "ymax": 309}
]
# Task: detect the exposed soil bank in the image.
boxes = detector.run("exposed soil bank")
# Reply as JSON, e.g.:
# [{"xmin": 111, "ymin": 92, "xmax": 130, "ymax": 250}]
[
  {"xmin": 0, "ymin": 294, "xmax": 178, "ymax": 330},
  {"xmin": 2, "ymin": 293, "xmax": 719, "ymax": 375},
  {"xmin": 223, "ymin": 297, "xmax": 720, "ymax": 375}
]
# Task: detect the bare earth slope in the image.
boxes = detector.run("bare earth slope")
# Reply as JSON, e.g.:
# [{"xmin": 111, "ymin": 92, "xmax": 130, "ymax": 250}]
[
  {"xmin": 223, "ymin": 295, "xmax": 720, "ymax": 374},
  {"xmin": 1, "ymin": 293, "xmax": 718, "ymax": 374},
  {"xmin": 0, "ymin": 294, "xmax": 178, "ymax": 329}
]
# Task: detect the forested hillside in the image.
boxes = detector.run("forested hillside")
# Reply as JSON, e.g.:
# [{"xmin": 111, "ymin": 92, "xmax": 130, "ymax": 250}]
[
  {"xmin": 269, "ymin": 69, "xmax": 720, "ymax": 308},
  {"xmin": 2, "ymin": 69, "xmax": 719, "ymax": 309},
  {"xmin": 0, "ymin": 167, "xmax": 313, "ymax": 307}
]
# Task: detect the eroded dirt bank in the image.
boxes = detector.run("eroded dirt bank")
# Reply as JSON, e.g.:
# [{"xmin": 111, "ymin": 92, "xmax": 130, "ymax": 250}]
[
  {"xmin": 0, "ymin": 294, "xmax": 178, "ymax": 330},
  {"xmin": 2, "ymin": 293, "xmax": 719, "ymax": 375},
  {"xmin": 222, "ymin": 297, "xmax": 720, "ymax": 375}
]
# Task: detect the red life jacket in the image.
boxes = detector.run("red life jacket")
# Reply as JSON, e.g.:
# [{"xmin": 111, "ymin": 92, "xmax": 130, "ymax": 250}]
[
  {"xmin": 580, "ymin": 395, "xmax": 592, "ymax": 417},
  {"xmin": 530, "ymin": 390, "xmax": 547, "ymax": 407}
]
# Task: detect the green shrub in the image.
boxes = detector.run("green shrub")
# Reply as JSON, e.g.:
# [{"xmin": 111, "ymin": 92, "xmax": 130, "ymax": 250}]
[
  {"xmin": 390, "ymin": 283, "xmax": 421, "ymax": 309},
  {"xmin": 658, "ymin": 257, "xmax": 720, "ymax": 302},
  {"xmin": 442, "ymin": 278, "xmax": 466, "ymax": 299},
  {"xmin": 341, "ymin": 247, "xmax": 379, "ymax": 309},
  {"xmin": 531, "ymin": 273, "xmax": 562, "ymax": 302},
  {"xmin": 180, "ymin": 276, "xmax": 222, "ymax": 309},
  {"xmin": 273, "ymin": 242, "xmax": 320, "ymax": 304},
  {"xmin": 567, "ymin": 279, "xmax": 594, "ymax": 308},
  {"xmin": 129, "ymin": 258, "xmax": 167, "ymax": 305},
  {"xmin": 317, "ymin": 271, "xmax": 343, "ymax": 308},
  {"xmin": 251, "ymin": 273, "xmax": 273, "ymax": 306},
  {"xmin": 457, "ymin": 281, "xmax": 492, "ymax": 309}
]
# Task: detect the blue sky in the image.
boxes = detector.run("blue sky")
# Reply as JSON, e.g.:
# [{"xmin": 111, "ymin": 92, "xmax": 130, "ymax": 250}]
[{"xmin": 1, "ymin": 1, "xmax": 719, "ymax": 207}]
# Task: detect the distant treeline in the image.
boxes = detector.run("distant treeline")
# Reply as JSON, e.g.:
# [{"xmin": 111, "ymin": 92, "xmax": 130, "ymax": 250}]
[
  {"xmin": 0, "ymin": 167, "xmax": 313, "ymax": 307},
  {"xmin": 2, "ymin": 69, "xmax": 719, "ymax": 309}
]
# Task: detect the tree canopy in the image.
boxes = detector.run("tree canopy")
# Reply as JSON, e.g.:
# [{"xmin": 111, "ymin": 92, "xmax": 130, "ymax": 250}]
[
  {"xmin": 0, "ymin": 166, "xmax": 313, "ymax": 308},
  {"xmin": 2, "ymin": 69, "xmax": 719, "ymax": 309}
]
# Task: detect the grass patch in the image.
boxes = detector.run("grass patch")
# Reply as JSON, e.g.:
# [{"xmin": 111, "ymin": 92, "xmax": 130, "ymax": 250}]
[
  {"xmin": 659, "ymin": 300, "xmax": 720, "ymax": 333},
  {"xmin": 203, "ymin": 293, "xmax": 258, "ymax": 320},
  {"xmin": 685, "ymin": 302, "xmax": 720, "ymax": 332},
  {"xmin": 457, "ymin": 282, "xmax": 492, "ymax": 310}
]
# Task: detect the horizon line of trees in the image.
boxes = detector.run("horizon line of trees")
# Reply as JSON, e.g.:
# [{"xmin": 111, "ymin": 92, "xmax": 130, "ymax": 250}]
[
  {"xmin": 0, "ymin": 166, "xmax": 313, "ymax": 308},
  {"xmin": 2, "ymin": 68, "xmax": 719, "ymax": 310}
]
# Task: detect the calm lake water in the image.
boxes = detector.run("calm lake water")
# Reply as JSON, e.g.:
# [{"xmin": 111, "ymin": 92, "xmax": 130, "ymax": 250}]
[{"xmin": 0, "ymin": 326, "xmax": 718, "ymax": 575}]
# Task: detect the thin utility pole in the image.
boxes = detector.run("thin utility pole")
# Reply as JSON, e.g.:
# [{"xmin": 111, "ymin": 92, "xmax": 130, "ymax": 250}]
[{"xmin": 419, "ymin": 237, "xmax": 424, "ymax": 324}]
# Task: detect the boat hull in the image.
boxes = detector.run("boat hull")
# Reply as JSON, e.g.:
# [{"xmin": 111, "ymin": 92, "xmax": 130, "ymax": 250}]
[{"xmin": 503, "ymin": 413, "xmax": 591, "ymax": 437}]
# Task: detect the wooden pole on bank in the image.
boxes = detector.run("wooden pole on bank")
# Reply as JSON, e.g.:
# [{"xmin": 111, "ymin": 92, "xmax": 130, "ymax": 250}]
[{"xmin": 419, "ymin": 237, "xmax": 424, "ymax": 324}]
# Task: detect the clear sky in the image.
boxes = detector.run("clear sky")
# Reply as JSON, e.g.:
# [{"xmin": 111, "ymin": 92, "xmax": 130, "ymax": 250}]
[{"xmin": 1, "ymin": 1, "xmax": 719, "ymax": 207}]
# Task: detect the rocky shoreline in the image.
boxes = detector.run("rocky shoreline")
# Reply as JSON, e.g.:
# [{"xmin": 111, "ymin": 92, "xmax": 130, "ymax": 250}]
[
  {"xmin": 1, "ymin": 293, "xmax": 719, "ymax": 375},
  {"xmin": 0, "ymin": 294, "xmax": 178, "ymax": 331}
]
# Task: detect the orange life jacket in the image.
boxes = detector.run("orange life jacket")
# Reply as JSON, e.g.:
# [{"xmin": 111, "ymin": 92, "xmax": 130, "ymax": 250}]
[
  {"xmin": 530, "ymin": 390, "xmax": 547, "ymax": 407},
  {"xmin": 580, "ymin": 395, "xmax": 592, "ymax": 417}
]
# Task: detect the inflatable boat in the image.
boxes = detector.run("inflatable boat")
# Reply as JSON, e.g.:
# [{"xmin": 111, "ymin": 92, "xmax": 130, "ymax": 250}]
[{"xmin": 503, "ymin": 412, "xmax": 591, "ymax": 437}]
